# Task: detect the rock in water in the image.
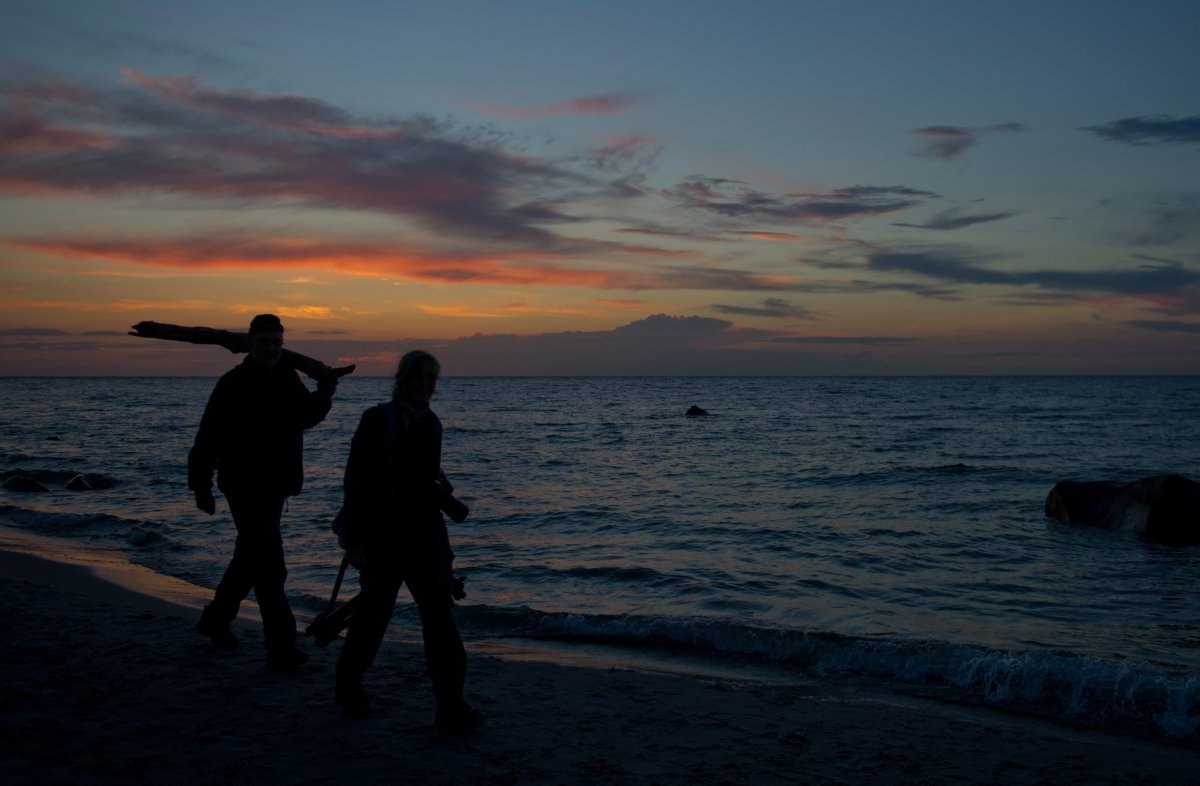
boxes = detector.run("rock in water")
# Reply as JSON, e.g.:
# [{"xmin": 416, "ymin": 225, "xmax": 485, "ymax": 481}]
[
  {"xmin": 2, "ymin": 475, "xmax": 50, "ymax": 493},
  {"xmin": 1045, "ymin": 474, "xmax": 1200, "ymax": 543},
  {"xmin": 65, "ymin": 474, "xmax": 93, "ymax": 491}
]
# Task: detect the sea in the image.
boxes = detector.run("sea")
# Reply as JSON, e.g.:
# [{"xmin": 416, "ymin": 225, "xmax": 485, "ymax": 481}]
[{"xmin": 2, "ymin": 375, "xmax": 1198, "ymax": 744}]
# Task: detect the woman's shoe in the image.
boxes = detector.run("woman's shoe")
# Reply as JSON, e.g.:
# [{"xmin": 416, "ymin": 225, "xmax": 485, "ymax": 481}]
[
  {"xmin": 434, "ymin": 701, "xmax": 483, "ymax": 732},
  {"xmin": 195, "ymin": 609, "xmax": 238, "ymax": 651}
]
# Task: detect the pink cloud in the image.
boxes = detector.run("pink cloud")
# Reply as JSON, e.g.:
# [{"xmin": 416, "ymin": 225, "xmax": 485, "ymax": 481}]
[
  {"xmin": 120, "ymin": 68, "xmax": 393, "ymax": 139},
  {"xmin": 471, "ymin": 91, "xmax": 643, "ymax": 118},
  {"xmin": 0, "ymin": 114, "xmax": 114, "ymax": 156},
  {"xmin": 589, "ymin": 134, "xmax": 662, "ymax": 165},
  {"xmin": 910, "ymin": 123, "xmax": 1026, "ymax": 159},
  {"xmin": 0, "ymin": 71, "xmax": 606, "ymax": 248}
]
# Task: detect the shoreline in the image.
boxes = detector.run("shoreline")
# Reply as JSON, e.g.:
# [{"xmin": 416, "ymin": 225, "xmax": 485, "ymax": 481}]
[{"xmin": 2, "ymin": 530, "xmax": 1198, "ymax": 784}]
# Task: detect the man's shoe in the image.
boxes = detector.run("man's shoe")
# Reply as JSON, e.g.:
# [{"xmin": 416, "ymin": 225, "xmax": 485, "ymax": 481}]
[
  {"xmin": 434, "ymin": 701, "xmax": 484, "ymax": 733},
  {"xmin": 335, "ymin": 681, "xmax": 372, "ymax": 718},
  {"xmin": 266, "ymin": 647, "xmax": 309, "ymax": 673},
  {"xmin": 195, "ymin": 613, "xmax": 238, "ymax": 651}
]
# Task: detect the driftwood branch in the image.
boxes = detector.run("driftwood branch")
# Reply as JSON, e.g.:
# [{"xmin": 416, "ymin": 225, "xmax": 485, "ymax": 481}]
[{"xmin": 129, "ymin": 321, "xmax": 356, "ymax": 382}]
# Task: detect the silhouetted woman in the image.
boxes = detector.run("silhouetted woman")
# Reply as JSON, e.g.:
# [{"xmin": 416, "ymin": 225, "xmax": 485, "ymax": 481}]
[{"xmin": 334, "ymin": 350, "xmax": 481, "ymax": 730}]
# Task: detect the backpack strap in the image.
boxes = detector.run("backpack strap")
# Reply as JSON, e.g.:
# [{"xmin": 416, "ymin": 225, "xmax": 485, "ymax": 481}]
[
  {"xmin": 376, "ymin": 399, "xmax": 442, "ymax": 507},
  {"xmin": 378, "ymin": 400, "xmax": 400, "ymax": 453},
  {"xmin": 377, "ymin": 401, "xmax": 401, "ymax": 507},
  {"xmin": 331, "ymin": 402, "xmax": 408, "ymax": 543}
]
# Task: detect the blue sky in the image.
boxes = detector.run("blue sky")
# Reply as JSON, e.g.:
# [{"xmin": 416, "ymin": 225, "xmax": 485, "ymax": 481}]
[{"xmin": 2, "ymin": 0, "xmax": 1198, "ymax": 375}]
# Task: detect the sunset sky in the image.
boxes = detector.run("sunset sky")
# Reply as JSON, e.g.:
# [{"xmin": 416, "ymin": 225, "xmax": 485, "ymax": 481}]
[{"xmin": 2, "ymin": 0, "xmax": 1198, "ymax": 375}]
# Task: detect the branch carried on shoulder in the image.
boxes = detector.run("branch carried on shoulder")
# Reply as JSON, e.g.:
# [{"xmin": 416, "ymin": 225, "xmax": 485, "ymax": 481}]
[{"xmin": 128, "ymin": 321, "xmax": 356, "ymax": 382}]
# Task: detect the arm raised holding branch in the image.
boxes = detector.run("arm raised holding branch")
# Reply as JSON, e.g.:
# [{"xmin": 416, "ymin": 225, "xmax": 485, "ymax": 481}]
[{"xmin": 129, "ymin": 320, "xmax": 356, "ymax": 382}]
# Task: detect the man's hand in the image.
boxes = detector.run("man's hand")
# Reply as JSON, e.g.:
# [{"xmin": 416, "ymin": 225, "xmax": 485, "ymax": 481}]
[
  {"xmin": 195, "ymin": 489, "xmax": 216, "ymax": 515},
  {"xmin": 344, "ymin": 545, "xmax": 367, "ymax": 571},
  {"xmin": 316, "ymin": 364, "xmax": 354, "ymax": 394}
]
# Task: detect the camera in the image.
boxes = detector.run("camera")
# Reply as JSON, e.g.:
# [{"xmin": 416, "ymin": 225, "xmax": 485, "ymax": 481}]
[
  {"xmin": 441, "ymin": 494, "xmax": 469, "ymax": 523},
  {"xmin": 433, "ymin": 476, "xmax": 469, "ymax": 523}
]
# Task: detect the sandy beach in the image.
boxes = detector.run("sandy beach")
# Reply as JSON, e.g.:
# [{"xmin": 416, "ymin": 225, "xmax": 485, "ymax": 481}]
[{"xmin": 1, "ymin": 530, "xmax": 1196, "ymax": 786}]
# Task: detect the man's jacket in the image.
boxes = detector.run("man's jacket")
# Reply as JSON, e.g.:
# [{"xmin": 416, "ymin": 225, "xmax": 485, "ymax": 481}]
[{"xmin": 188, "ymin": 357, "xmax": 332, "ymax": 497}]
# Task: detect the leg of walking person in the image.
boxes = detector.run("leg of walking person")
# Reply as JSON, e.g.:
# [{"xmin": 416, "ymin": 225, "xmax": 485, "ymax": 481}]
[
  {"xmin": 404, "ymin": 561, "xmax": 480, "ymax": 731},
  {"xmin": 195, "ymin": 497, "xmax": 260, "ymax": 649},
  {"xmin": 335, "ymin": 565, "xmax": 403, "ymax": 716},
  {"xmin": 225, "ymin": 493, "xmax": 304, "ymax": 671}
]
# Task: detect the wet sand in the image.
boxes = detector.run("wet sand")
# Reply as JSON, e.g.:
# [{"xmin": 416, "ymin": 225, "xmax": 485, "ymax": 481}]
[{"xmin": 1, "ymin": 530, "xmax": 1196, "ymax": 785}]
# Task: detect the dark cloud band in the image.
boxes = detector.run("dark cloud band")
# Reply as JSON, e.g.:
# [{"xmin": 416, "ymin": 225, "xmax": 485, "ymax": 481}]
[{"xmin": 1084, "ymin": 115, "xmax": 1200, "ymax": 147}]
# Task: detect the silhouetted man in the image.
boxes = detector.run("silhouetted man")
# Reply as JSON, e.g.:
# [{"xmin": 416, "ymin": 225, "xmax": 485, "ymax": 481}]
[{"xmin": 189, "ymin": 313, "xmax": 337, "ymax": 672}]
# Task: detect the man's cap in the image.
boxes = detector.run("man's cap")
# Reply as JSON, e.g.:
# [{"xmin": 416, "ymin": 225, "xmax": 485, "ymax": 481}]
[{"xmin": 248, "ymin": 313, "xmax": 285, "ymax": 334}]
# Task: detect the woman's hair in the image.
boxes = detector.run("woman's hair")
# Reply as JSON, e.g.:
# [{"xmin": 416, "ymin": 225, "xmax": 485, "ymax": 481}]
[{"xmin": 391, "ymin": 349, "xmax": 440, "ymax": 401}]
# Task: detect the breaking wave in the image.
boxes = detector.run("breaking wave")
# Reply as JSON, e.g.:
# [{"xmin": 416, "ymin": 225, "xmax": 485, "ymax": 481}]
[{"xmin": 456, "ymin": 605, "xmax": 1200, "ymax": 745}]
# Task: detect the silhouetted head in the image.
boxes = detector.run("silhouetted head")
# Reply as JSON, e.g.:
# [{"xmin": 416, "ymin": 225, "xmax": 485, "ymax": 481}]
[
  {"xmin": 249, "ymin": 314, "xmax": 284, "ymax": 333},
  {"xmin": 392, "ymin": 350, "xmax": 440, "ymax": 407},
  {"xmin": 247, "ymin": 313, "xmax": 285, "ymax": 369}
]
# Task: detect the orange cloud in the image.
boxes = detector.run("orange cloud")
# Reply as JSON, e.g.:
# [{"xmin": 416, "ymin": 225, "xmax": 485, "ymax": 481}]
[
  {"xmin": 8, "ymin": 234, "xmax": 802, "ymax": 293},
  {"xmin": 736, "ymin": 231, "xmax": 810, "ymax": 244},
  {"xmin": 109, "ymin": 299, "xmax": 217, "ymax": 311},
  {"xmin": 0, "ymin": 298, "xmax": 106, "ymax": 310},
  {"xmin": 596, "ymin": 298, "xmax": 653, "ymax": 310},
  {"xmin": 334, "ymin": 352, "xmax": 397, "ymax": 367},
  {"xmin": 416, "ymin": 301, "xmax": 592, "ymax": 319},
  {"xmin": 229, "ymin": 304, "xmax": 338, "ymax": 320},
  {"xmin": 416, "ymin": 304, "xmax": 513, "ymax": 319}
]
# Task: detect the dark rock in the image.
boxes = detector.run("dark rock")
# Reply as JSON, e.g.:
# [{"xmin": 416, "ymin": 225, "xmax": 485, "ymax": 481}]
[
  {"xmin": 64, "ymin": 474, "xmax": 93, "ymax": 491},
  {"xmin": 1, "ymin": 475, "xmax": 50, "ymax": 493},
  {"xmin": 1045, "ymin": 474, "xmax": 1200, "ymax": 543}
]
